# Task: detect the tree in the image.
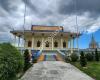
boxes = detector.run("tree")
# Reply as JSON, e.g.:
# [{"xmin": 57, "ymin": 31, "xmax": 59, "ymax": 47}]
[
  {"xmin": 86, "ymin": 53, "xmax": 94, "ymax": 61},
  {"xmin": 95, "ymin": 48, "xmax": 99, "ymax": 61},
  {"xmin": 23, "ymin": 49, "xmax": 31, "ymax": 71},
  {"xmin": 0, "ymin": 43, "xmax": 24, "ymax": 80},
  {"xmin": 70, "ymin": 53, "xmax": 79, "ymax": 62},
  {"xmin": 80, "ymin": 51, "xmax": 87, "ymax": 67}
]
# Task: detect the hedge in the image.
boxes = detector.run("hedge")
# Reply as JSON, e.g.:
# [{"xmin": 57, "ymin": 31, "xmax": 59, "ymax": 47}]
[
  {"xmin": 86, "ymin": 53, "xmax": 94, "ymax": 61},
  {"xmin": 24, "ymin": 49, "xmax": 31, "ymax": 72},
  {"xmin": 70, "ymin": 53, "xmax": 79, "ymax": 62},
  {"xmin": 0, "ymin": 43, "xmax": 24, "ymax": 80}
]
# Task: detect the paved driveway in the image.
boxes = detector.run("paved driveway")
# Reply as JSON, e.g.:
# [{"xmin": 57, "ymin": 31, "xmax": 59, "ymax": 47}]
[{"xmin": 21, "ymin": 61, "xmax": 94, "ymax": 80}]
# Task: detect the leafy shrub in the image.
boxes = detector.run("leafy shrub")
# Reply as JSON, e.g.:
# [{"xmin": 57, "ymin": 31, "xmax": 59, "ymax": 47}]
[
  {"xmin": 65, "ymin": 56, "xmax": 71, "ymax": 63},
  {"xmin": 70, "ymin": 53, "xmax": 79, "ymax": 62},
  {"xmin": 0, "ymin": 43, "xmax": 24, "ymax": 80},
  {"xmin": 98, "ymin": 51, "xmax": 100, "ymax": 59},
  {"xmin": 95, "ymin": 48, "xmax": 99, "ymax": 61},
  {"xmin": 24, "ymin": 49, "xmax": 31, "ymax": 71},
  {"xmin": 86, "ymin": 53, "xmax": 94, "ymax": 61},
  {"xmin": 80, "ymin": 51, "xmax": 87, "ymax": 67}
]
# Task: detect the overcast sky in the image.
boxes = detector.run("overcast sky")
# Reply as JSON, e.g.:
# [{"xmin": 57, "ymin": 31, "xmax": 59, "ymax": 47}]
[{"xmin": 0, "ymin": 0, "xmax": 100, "ymax": 47}]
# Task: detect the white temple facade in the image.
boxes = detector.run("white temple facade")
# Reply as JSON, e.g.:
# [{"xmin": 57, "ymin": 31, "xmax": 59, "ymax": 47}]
[{"xmin": 11, "ymin": 25, "xmax": 80, "ymax": 55}]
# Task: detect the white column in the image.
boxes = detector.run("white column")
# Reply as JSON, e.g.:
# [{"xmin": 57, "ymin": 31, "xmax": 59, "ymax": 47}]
[
  {"xmin": 42, "ymin": 37, "xmax": 44, "ymax": 50},
  {"xmin": 76, "ymin": 37, "xmax": 79, "ymax": 49},
  {"xmin": 68, "ymin": 40, "xmax": 70, "ymax": 49},
  {"xmin": 71, "ymin": 39, "xmax": 73, "ymax": 54},
  {"xmin": 52, "ymin": 37, "xmax": 54, "ymax": 50},
  {"xmin": 18, "ymin": 36, "xmax": 20, "ymax": 47},
  {"xmin": 73, "ymin": 38, "xmax": 74, "ymax": 49},
  {"xmin": 14, "ymin": 35, "xmax": 16, "ymax": 46},
  {"xmin": 61, "ymin": 38, "xmax": 63, "ymax": 49},
  {"xmin": 70, "ymin": 39, "xmax": 71, "ymax": 49},
  {"xmin": 32, "ymin": 36, "xmax": 34, "ymax": 49},
  {"xmin": 76, "ymin": 36, "xmax": 79, "ymax": 54}
]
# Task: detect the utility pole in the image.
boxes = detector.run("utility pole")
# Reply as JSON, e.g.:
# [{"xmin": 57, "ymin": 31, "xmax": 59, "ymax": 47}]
[
  {"xmin": 23, "ymin": 0, "xmax": 27, "ymax": 49},
  {"xmin": 74, "ymin": 0, "xmax": 79, "ymax": 54}
]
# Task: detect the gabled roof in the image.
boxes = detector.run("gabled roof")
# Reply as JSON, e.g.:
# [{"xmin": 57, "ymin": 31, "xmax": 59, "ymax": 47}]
[{"xmin": 10, "ymin": 25, "xmax": 82, "ymax": 38}]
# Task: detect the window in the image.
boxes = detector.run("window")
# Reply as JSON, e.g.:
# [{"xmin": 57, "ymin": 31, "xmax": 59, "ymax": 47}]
[
  {"xmin": 54, "ymin": 41, "xmax": 58, "ymax": 47},
  {"xmin": 45, "ymin": 41, "xmax": 49, "ymax": 47},
  {"xmin": 37, "ymin": 41, "xmax": 41, "ymax": 47},
  {"xmin": 28, "ymin": 41, "xmax": 32, "ymax": 47},
  {"xmin": 63, "ymin": 41, "xmax": 66, "ymax": 48}
]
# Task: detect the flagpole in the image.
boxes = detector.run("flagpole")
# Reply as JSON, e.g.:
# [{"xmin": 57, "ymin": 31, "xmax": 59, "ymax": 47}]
[
  {"xmin": 23, "ymin": 0, "xmax": 27, "ymax": 50},
  {"xmin": 74, "ymin": 0, "xmax": 79, "ymax": 54}
]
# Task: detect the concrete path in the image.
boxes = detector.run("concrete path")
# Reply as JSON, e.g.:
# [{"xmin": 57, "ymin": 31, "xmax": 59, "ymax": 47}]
[{"xmin": 21, "ymin": 61, "xmax": 94, "ymax": 80}]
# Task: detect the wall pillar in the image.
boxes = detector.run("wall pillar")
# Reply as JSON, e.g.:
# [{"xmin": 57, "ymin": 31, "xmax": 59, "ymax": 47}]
[
  {"xmin": 76, "ymin": 34, "xmax": 79, "ymax": 54},
  {"xmin": 73, "ymin": 37, "xmax": 75, "ymax": 50},
  {"xmin": 76, "ymin": 36, "xmax": 79, "ymax": 49},
  {"xmin": 70, "ymin": 34, "xmax": 74, "ymax": 54},
  {"xmin": 70, "ymin": 39, "xmax": 71, "ymax": 49},
  {"xmin": 41, "ymin": 34, "xmax": 44, "ymax": 50},
  {"xmin": 52, "ymin": 37, "xmax": 54, "ymax": 50},
  {"xmin": 68, "ymin": 39, "xmax": 70, "ymax": 49},
  {"xmin": 32, "ymin": 36, "xmax": 34, "ymax": 49},
  {"xmin": 61, "ymin": 38, "xmax": 63, "ymax": 49},
  {"xmin": 42, "ymin": 37, "xmax": 44, "ymax": 50},
  {"xmin": 71, "ymin": 39, "xmax": 73, "ymax": 54}
]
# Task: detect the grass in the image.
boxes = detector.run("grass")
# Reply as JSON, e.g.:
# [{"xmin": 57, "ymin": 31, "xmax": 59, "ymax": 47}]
[{"xmin": 72, "ymin": 61, "xmax": 100, "ymax": 80}]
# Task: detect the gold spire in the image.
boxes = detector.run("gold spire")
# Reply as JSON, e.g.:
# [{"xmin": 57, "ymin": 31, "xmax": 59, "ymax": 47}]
[{"xmin": 89, "ymin": 34, "xmax": 98, "ymax": 49}]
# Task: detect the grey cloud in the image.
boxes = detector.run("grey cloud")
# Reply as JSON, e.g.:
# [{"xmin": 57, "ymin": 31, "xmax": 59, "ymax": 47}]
[
  {"xmin": 0, "ymin": 0, "xmax": 100, "ymax": 43},
  {"xmin": 0, "ymin": 0, "xmax": 18, "ymax": 14},
  {"xmin": 22, "ymin": 0, "xmax": 39, "ymax": 13},
  {"xmin": 22, "ymin": 0, "xmax": 58, "ymax": 19},
  {"xmin": 0, "ymin": 0, "xmax": 10, "ymax": 12},
  {"xmin": 58, "ymin": 0, "xmax": 100, "ymax": 18}
]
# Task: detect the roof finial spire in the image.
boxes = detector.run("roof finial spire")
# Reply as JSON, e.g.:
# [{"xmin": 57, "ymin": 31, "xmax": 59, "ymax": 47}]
[{"xmin": 91, "ymin": 33, "xmax": 95, "ymax": 42}]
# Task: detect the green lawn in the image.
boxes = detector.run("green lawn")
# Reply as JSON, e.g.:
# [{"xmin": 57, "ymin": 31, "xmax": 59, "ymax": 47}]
[{"xmin": 72, "ymin": 62, "xmax": 100, "ymax": 80}]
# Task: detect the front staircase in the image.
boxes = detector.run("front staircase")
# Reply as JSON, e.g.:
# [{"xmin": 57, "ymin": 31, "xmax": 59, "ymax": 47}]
[
  {"xmin": 37, "ymin": 54, "xmax": 45, "ymax": 62},
  {"xmin": 37, "ymin": 50, "xmax": 64, "ymax": 62}
]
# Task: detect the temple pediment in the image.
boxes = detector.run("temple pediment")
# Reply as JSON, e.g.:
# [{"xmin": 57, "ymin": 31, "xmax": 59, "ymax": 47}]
[{"xmin": 31, "ymin": 25, "xmax": 63, "ymax": 31}]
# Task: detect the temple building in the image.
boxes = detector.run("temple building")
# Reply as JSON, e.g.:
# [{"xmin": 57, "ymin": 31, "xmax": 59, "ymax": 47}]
[
  {"xmin": 10, "ymin": 25, "xmax": 80, "ymax": 61},
  {"xmin": 89, "ymin": 34, "xmax": 99, "ymax": 49}
]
